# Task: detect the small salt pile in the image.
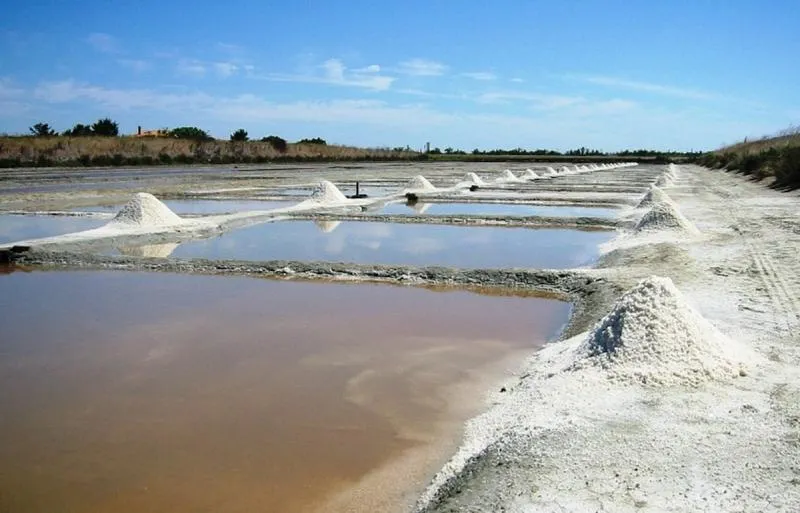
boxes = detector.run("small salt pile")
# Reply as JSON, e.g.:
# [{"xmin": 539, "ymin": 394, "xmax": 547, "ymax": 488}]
[
  {"xmin": 308, "ymin": 180, "xmax": 347, "ymax": 203},
  {"xmin": 635, "ymin": 200, "xmax": 699, "ymax": 234},
  {"xmin": 569, "ymin": 276, "xmax": 749, "ymax": 387},
  {"xmin": 109, "ymin": 193, "xmax": 183, "ymax": 227},
  {"xmin": 405, "ymin": 175, "xmax": 436, "ymax": 191}
]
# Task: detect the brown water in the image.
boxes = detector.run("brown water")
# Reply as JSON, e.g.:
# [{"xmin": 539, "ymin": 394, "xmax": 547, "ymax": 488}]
[{"xmin": 0, "ymin": 271, "xmax": 569, "ymax": 513}]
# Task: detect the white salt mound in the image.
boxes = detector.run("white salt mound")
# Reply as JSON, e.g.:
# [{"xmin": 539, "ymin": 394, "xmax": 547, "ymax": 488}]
[
  {"xmin": 635, "ymin": 201, "xmax": 699, "ymax": 234},
  {"xmin": 522, "ymin": 169, "xmax": 539, "ymax": 179},
  {"xmin": 636, "ymin": 185, "xmax": 670, "ymax": 208},
  {"xmin": 464, "ymin": 172, "xmax": 487, "ymax": 186},
  {"xmin": 656, "ymin": 175, "xmax": 671, "ymax": 187},
  {"xmin": 501, "ymin": 169, "xmax": 518, "ymax": 181},
  {"xmin": 111, "ymin": 193, "xmax": 183, "ymax": 227},
  {"xmin": 406, "ymin": 175, "xmax": 436, "ymax": 191},
  {"xmin": 570, "ymin": 276, "xmax": 747, "ymax": 387},
  {"xmin": 309, "ymin": 180, "xmax": 347, "ymax": 203}
]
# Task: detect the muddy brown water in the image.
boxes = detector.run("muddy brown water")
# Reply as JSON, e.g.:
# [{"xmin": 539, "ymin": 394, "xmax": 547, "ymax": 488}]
[{"xmin": 0, "ymin": 270, "xmax": 569, "ymax": 513}]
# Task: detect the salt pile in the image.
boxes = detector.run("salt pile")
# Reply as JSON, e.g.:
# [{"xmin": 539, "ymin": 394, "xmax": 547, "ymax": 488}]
[
  {"xmin": 656, "ymin": 174, "xmax": 672, "ymax": 187},
  {"xmin": 636, "ymin": 185, "xmax": 670, "ymax": 208},
  {"xmin": 110, "ymin": 193, "xmax": 183, "ymax": 227},
  {"xmin": 308, "ymin": 180, "xmax": 347, "ymax": 203},
  {"xmin": 635, "ymin": 200, "xmax": 699, "ymax": 234},
  {"xmin": 463, "ymin": 172, "xmax": 487, "ymax": 186},
  {"xmin": 546, "ymin": 167, "xmax": 557, "ymax": 175},
  {"xmin": 569, "ymin": 276, "xmax": 748, "ymax": 387},
  {"xmin": 499, "ymin": 169, "xmax": 520, "ymax": 181},
  {"xmin": 405, "ymin": 175, "xmax": 436, "ymax": 191},
  {"xmin": 521, "ymin": 169, "xmax": 539, "ymax": 179}
]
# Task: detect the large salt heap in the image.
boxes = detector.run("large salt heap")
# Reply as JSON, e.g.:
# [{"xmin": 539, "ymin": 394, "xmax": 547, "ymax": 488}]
[
  {"xmin": 405, "ymin": 175, "xmax": 436, "ymax": 191},
  {"xmin": 635, "ymin": 200, "xmax": 699, "ymax": 234},
  {"xmin": 500, "ymin": 169, "xmax": 519, "ymax": 181},
  {"xmin": 636, "ymin": 185, "xmax": 670, "ymax": 209},
  {"xmin": 521, "ymin": 169, "xmax": 539, "ymax": 180},
  {"xmin": 110, "ymin": 193, "xmax": 183, "ymax": 227},
  {"xmin": 308, "ymin": 180, "xmax": 348, "ymax": 203},
  {"xmin": 569, "ymin": 276, "xmax": 749, "ymax": 387}
]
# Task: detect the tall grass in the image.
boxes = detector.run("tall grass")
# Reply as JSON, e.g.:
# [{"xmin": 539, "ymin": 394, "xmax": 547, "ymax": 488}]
[
  {"xmin": 0, "ymin": 136, "xmax": 422, "ymax": 168},
  {"xmin": 698, "ymin": 126, "xmax": 800, "ymax": 189}
]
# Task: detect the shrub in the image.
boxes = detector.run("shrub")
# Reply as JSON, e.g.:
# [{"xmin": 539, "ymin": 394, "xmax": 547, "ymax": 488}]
[
  {"xmin": 775, "ymin": 146, "xmax": 800, "ymax": 187},
  {"xmin": 297, "ymin": 137, "xmax": 326, "ymax": 145},
  {"xmin": 170, "ymin": 126, "xmax": 212, "ymax": 140},
  {"xmin": 261, "ymin": 135, "xmax": 287, "ymax": 152},
  {"xmin": 92, "ymin": 118, "xmax": 119, "ymax": 136},
  {"xmin": 230, "ymin": 129, "xmax": 249, "ymax": 141},
  {"xmin": 29, "ymin": 123, "xmax": 56, "ymax": 137},
  {"xmin": 63, "ymin": 123, "xmax": 93, "ymax": 136}
]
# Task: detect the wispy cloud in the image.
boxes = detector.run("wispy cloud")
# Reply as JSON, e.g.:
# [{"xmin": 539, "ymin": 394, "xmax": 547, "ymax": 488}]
[
  {"xmin": 476, "ymin": 91, "xmax": 584, "ymax": 109},
  {"xmin": 176, "ymin": 59, "xmax": 207, "ymax": 76},
  {"xmin": 0, "ymin": 78, "xmax": 24, "ymax": 98},
  {"xmin": 397, "ymin": 59, "xmax": 447, "ymax": 76},
  {"xmin": 577, "ymin": 75, "xmax": 716, "ymax": 100},
  {"xmin": 213, "ymin": 62, "xmax": 238, "ymax": 78},
  {"xmin": 86, "ymin": 33, "xmax": 118, "ymax": 53},
  {"xmin": 510, "ymin": 78, "xmax": 525, "ymax": 83},
  {"xmin": 267, "ymin": 58, "xmax": 394, "ymax": 91},
  {"xmin": 462, "ymin": 71, "xmax": 497, "ymax": 81},
  {"xmin": 117, "ymin": 59, "xmax": 151, "ymax": 73}
]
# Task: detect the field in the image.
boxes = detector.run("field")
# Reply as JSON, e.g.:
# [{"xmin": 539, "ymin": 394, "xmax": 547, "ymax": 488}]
[{"xmin": 1, "ymin": 162, "xmax": 799, "ymax": 512}]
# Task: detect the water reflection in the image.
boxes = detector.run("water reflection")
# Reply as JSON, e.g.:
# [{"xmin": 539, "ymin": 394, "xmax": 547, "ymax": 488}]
[
  {"xmin": 381, "ymin": 201, "xmax": 618, "ymax": 218},
  {"xmin": 0, "ymin": 215, "xmax": 107, "ymax": 244},
  {"xmin": 159, "ymin": 221, "xmax": 613, "ymax": 269}
]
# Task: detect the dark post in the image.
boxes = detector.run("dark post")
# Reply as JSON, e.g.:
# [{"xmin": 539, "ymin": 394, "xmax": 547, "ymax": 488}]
[
  {"xmin": 137, "ymin": 125, "xmax": 142, "ymax": 135},
  {"xmin": 356, "ymin": 181, "xmax": 360, "ymax": 196}
]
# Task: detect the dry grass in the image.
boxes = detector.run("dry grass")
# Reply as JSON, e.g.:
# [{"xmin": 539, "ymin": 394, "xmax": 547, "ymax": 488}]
[
  {"xmin": 700, "ymin": 126, "xmax": 800, "ymax": 188},
  {"xmin": 718, "ymin": 126, "xmax": 800, "ymax": 155},
  {"xmin": 0, "ymin": 136, "xmax": 420, "ymax": 166}
]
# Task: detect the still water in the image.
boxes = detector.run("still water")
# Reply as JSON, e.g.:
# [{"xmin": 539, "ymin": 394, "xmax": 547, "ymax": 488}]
[{"xmin": 0, "ymin": 270, "xmax": 569, "ymax": 513}]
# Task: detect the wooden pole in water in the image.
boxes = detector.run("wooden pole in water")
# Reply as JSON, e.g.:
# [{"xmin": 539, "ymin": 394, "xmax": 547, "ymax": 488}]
[{"xmin": 356, "ymin": 181, "xmax": 360, "ymax": 196}]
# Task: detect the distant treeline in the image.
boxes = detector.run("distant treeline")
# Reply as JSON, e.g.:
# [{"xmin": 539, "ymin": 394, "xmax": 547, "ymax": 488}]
[
  {"xmin": 697, "ymin": 126, "xmax": 800, "ymax": 189},
  {"xmin": 0, "ymin": 118, "xmax": 699, "ymax": 168}
]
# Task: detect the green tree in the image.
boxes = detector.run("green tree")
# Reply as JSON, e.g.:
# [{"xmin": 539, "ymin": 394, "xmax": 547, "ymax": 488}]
[
  {"xmin": 261, "ymin": 135, "xmax": 287, "ymax": 152},
  {"xmin": 170, "ymin": 126, "xmax": 211, "ymax": 140},
  {"xmin": 29, "ymin": 122, "xmax": 56, "ymax": 137},
  {"xmin": 230, "ymin": 129, "xmax": 249, "ymax": 141},
  {"xmin": 91, "ymin": 118, "xmax": 119, "ymax": 136},
  {"xmin": 62, "ymin": 123, "xmax": 94, "ymax": 136}
]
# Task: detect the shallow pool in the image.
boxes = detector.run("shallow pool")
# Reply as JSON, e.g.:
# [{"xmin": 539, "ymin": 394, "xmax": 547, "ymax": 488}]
[
  {"xmin": 0, "ymin": 270, "xmax": 568, "ymax": 513},
  {"xmin": 0, "ymin": 215, "xmax": 107, "ymax": 244},
  {"xmin": 381, "ymin": 201, "xmax": 618, "ymax": 218},
  {"xmin": 140, "ymin": 221, "xmax": 614, "ymax": 268}
]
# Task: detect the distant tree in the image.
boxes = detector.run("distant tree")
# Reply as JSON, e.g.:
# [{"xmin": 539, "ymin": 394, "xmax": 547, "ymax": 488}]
[
  {"xmin": 297, "ymin": 137, "xmax": 326, "ymax": 145},
  {"xmin": 29, "ymin": 122, "xmax": 56, "ymax": 137},
  {"xmin": 91, "ymin": 118, "xmax": 119, "ymax": 136},
  {"xmin": 170, "ymin": 126, "xmax": 212, "ymax": 140},
  {"xmin": 62, "ymin": 123, "xmax": 94, "ymax": 136},
  {"xmin": 230, "ymin": 128, "xmax": 249, "ymax": 141},
  {"xmin": 428, "ymin": 147, "xmax": 442, "ymax": 155},
  {"xmin": 261, "ymin": 135, "xmax": 287, "ymax": 152}
]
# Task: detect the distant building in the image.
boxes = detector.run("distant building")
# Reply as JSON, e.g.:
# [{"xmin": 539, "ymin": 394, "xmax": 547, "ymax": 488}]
[{"xmin": 135, "ymin": 126, "xmax": 169, "ymax": 137}]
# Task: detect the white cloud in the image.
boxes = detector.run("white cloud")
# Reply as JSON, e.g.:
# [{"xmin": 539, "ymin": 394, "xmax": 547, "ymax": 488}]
[
  {"xmin": 86, "ymin": 33, "xmax": 117, "ymax": 53},
  {"xmin": 176, "ymin": 59, "xmax": 206, "ymax": 76},
  {"xmin": 397, "ymin": 58, "xmax": 447, "ymax": 76},
  {"xmin": 578, "ymin": 75, "xmax": 716, "ymax": 100},
  {"xmin": 510, "ymin": 78, "xmax": 525, "ymax": 83},
  {"xmin": 355, "ymin": 64, "xmax": 381, "ymax": 73},
  {"xmin": 476, "ymin": 91, "xmax": 585, "ymax": 109},
  {"xmin": 462, "ymin": 72, "xmax": 497, "ymax": 81},
  {"xmin": 267, "ymin": 58, "xmax": 394, "ymax": 91},
  {"xmin": 213, "ymin": 62, "xmax": 238, "ymax": 78},
  {"xmin": 117, "ymin": 59, "xmax": 151, "ymax": 72}
]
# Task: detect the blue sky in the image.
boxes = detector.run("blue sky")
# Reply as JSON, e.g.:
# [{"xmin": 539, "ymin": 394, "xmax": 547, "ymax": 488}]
[{"xmin": 1, "ymin": 0, "xmax": 797, "ymax": 151}]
